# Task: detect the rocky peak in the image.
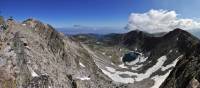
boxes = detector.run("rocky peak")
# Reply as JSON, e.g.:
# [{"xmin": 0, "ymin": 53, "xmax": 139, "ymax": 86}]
[
  {"xmin": 23, "ymin": 18, "xmax": 41, "ymax": 27},
  {"xmin": 121, "ymin": 28, "xmax": 200, "ymax": 52},
  {"xmin": 122, "ymin": 30, "xmax": 154, "ymax": 50},
  {"xmin": 23, "ymin": 18, "xmax": 61, "ymax": 40},
  {"xmin": 165, "ymin": 29, "xmax": 200, "ymax": 55},
  {"xmin": 163, "ymin": 28, "xmax": 197, "ymax": 40},
  {"xmin": 0, "ymin": 18, "xmax": 122, "ymax": 88},
  {"xmin": 6, "ymin": 17, "xmax": 16, "ymax": 26},
  {"xmin": 160, "ymin": 30, "xmax": 200, "ymax": 88},
  {"xmin": 123, "ymin": 30, "xmax": 153, "ymax": 41}
]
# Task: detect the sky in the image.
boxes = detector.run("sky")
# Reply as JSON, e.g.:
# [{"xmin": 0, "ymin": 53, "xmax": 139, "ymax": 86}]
[{"xmin": 1, "ymin": 0, "xmax": 200, "ymax": 29}]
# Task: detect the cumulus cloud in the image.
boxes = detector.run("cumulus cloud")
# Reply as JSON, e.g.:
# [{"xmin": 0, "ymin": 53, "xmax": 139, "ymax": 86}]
[{"xmin": 126, "ymin": 9, "xmax": 200, "ymax": 33}]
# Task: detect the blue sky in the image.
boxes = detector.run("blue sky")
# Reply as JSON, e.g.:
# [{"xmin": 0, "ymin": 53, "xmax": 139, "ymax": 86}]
[{"xmin": 1, "ymin": 0, "xmax": 200, "ymax": 28}]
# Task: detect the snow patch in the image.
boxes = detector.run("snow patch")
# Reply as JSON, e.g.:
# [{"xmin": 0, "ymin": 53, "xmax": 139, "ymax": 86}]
[
  {"xmin": 22, "ymin": 24, "xmax": 26, "ymax": 26},
  {"xmin": 100, "ymin": 56, "xmax": 168, "ymax": 83},
  {"xmin": 125, "ymin": 57, "xmax": 139, "ymax": 65},
  {"xmin": 125, "ymin": 55, "xmax": 148, "ymax": 65},
  {"xmin": 133, "ymin": 56, "xmax": 167, "ymax": 81},
  {"xmin": 76, "ymin": 77, "xmax": 90, "ymax": 80},
  {"xmin": 131, "ymin": 64, "xmax": 143, "ymax": 70},
  {"xmin": 139, "ymin": 56, "xmax": 148, "ymax": 63},
  {"xmin": 118, "ymin": 64, "xmax": 128, "ymax": 68},
  {"xmin": 29, "ymin": 66, "xmax": 39, "ymax": 77},
  {"xmin": 120, "ymin": 56, "xmax": 123, "ymax": 61},
  {"xmin": 79, "ymin": 62, "xmax": 86, "ymax": 67},
  {"xmin": 151, "ymin": 55, "xmax": 182, "ymax": 88},
  {"xmin": 151, "ymin": 70, "xmax": 171, "ymax": 88},
  {"xmin": 84, "ymin": 44, "xmax": 172, "ymax": 85},
  {"xmin": 101, "ymin": 69, "xmax": 134, "ymax": 83},
  {"xmin": 169, "ymin": 50, "xmax": 173, "ymax": 53},
  {"xmin": 135, "ymin": 48, "xmax": 138, "ymax": 51},
  {"xmin": 111, "ymin": 62, "xmax": 115, "ymax": 65},
  {"xmin": 106, "ymin": 67, "xmax": 116, "ymax": 73},
  {"xmin": 161, "ymin": 55, "xmax": 182, "ymax": 71}
]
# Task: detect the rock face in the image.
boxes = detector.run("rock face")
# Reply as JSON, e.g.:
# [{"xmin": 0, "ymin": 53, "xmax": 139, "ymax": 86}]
[
  {"xmin": 160, "ymin": 45, "xmax": 200, "ymax": 88},
  {"xmin": 158, "ymin": 29, "xmax": 200, "ymax": 88},
  {"xmin": 0, "ymin": 18, "xmax": 122, "ymax": 88}
]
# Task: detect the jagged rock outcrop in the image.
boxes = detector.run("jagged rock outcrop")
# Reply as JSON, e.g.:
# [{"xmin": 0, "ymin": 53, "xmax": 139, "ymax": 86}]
[
  {"xmin": 25, "ymin": 75, "xmax": 51, "ymax": 88},
  {"xmin": 160, "ymin": 45, "xmax": 200, "ymax": 88},
  {"xmin": 0, "ymin": 18, "xmax": 122, "ymax": 88}
]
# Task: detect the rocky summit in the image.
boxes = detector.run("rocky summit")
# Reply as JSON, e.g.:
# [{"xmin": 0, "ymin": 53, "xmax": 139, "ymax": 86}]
[
  {"xmin": 0, "ymin": 17, "xmax": 200, "ymax": 88},
  {"xmin": 0, "ymin": 18, "xmax": 120, "ymax": 88}
]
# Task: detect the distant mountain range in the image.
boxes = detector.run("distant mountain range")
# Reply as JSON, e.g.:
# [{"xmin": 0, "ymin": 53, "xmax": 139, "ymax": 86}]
[
  {"xmin": 56, "ymin": 26, "xmax": 128, "ymax": 35},
  {"xmin": 57, "ymin": 26, "xmax": 200, "ymax": 40}
]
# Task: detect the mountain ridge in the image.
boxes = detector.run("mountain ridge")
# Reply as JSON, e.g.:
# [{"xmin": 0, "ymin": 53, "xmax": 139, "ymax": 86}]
[
  {"xmin": 73, "ymin": 27, "xmax": 200, "ymax": 88},
  {"xmin": 1, "ymin": 17, "xmax": 200, "ymax": 88}
]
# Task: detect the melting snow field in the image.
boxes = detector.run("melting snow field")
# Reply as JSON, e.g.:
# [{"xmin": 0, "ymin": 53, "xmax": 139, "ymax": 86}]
[
  {"xmin": 118, "ymin": 64, "xmax": 128, "ymax": 68},
  {"xmin": 102, "ymin": 56, "xmax": 167, "ymax": 83},
  {"xmin": 106, "ymin": 67, "xmax": 116, "ymax": 73},
  {"xmin": 99, "ymin": 55, "xmax": 182, "ymax": 87},
  {"xmin": 149, "ymin": 55, "xmax": 183, "ymax": 88},
  {"xmin": 101, "ymin": 69, "xmax": 135, "ymax": 83},
  {"xmin": 84, "ymin": 44, "xmax": 181, "ymax": 87},
  {"xmin": 151, "ymin": 71, "xmax": 171, "ymax": 88},
  {"xmin": 161, "ymin": 55, "xmax": 183, "ymax": 71}
]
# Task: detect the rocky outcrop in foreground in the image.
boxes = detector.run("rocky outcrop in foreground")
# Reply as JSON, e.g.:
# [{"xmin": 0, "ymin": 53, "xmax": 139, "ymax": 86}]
[{"xmin": 0, "ymin": 18, "xmax": 121, "ymax": 88}]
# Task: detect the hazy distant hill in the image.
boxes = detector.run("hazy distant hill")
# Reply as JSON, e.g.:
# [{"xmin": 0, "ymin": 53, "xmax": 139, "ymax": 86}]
[{"xmin": 57, "ymin": 27, "xmax": 128, "ymax": 35}]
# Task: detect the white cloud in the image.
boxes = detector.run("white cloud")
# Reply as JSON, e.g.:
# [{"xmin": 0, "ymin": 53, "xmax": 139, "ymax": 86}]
[{"xmin": 126, "ymin": 9, "xmax": 200, "ymax": 33}]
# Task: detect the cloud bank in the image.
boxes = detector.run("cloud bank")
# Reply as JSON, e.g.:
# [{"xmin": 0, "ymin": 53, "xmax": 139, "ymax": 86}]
[{"xmin": 126, "ymin": 9, "xmax": 200, "ymax": 33}]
